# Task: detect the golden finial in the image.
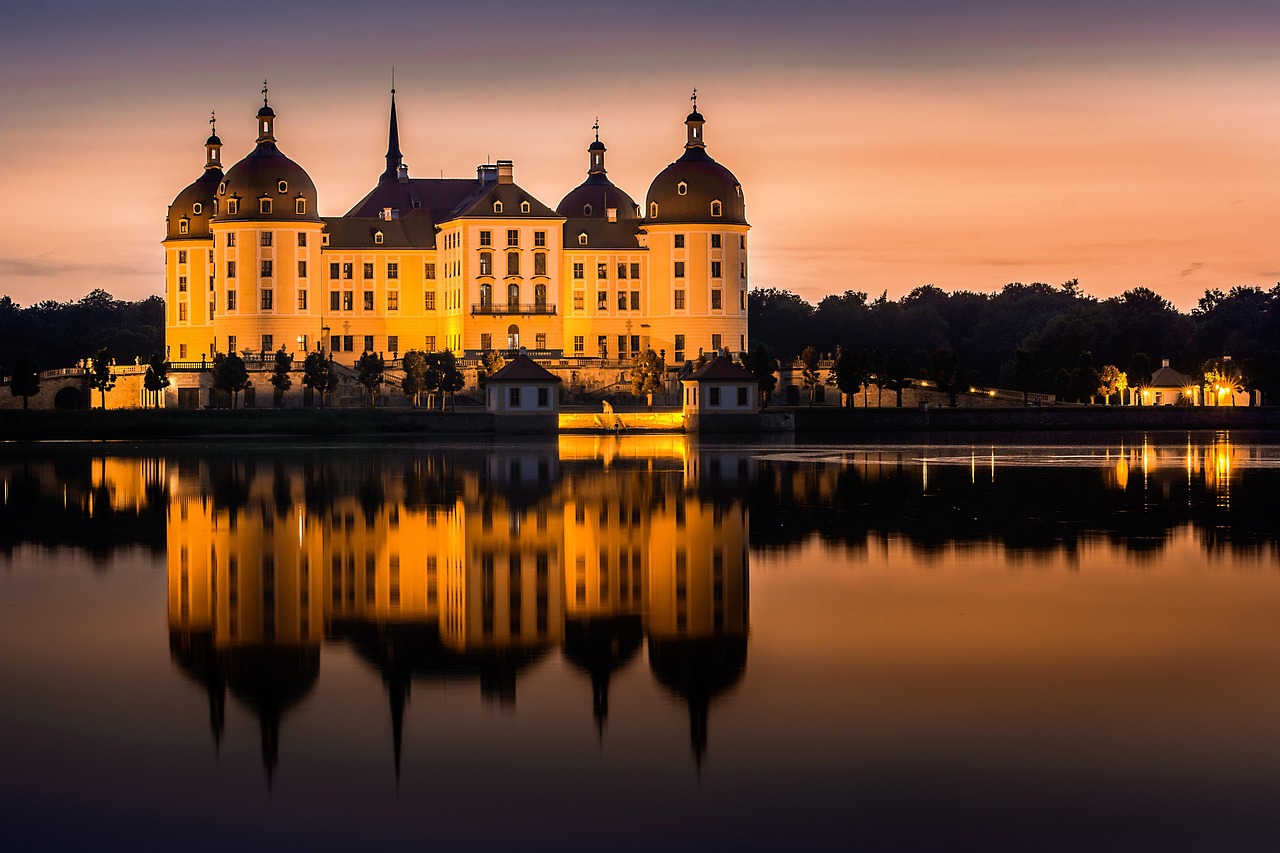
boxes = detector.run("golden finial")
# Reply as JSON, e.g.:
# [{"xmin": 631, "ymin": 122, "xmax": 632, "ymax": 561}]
[
  {"xmin": 262, "ymin": 79, "xmax": 269, "ymax": 106},
  {"xmin": 593, "ymin": 117, "xmax": 600, "ymax": 142}
]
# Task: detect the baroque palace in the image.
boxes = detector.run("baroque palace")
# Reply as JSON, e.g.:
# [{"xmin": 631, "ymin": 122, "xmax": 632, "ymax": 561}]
[{"xmin": 163, "ymin": 88, "xmax": 749, "ymax": 372}]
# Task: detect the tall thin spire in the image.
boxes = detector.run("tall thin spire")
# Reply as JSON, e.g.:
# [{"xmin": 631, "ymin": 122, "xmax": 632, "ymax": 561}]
[{"xmin": 382, "ymin": 86, "xmax": 404, "ymax": 182}]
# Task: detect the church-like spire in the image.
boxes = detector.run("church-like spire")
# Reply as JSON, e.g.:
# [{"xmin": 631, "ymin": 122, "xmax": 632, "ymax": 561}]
[
  {"xmin": 381, "ymin": 86, "xmax": 404, "ymax": 182},
  {"xmin": 588, "ymin": 117, "xmax": 606, "ymax": 176},
  {"xmin": 205, "ymin": 110, "xmax": 223, "ymax": 171},
  {"xmin": 685, "ymin": 88, "xmax": 705, "ymax": 151}
]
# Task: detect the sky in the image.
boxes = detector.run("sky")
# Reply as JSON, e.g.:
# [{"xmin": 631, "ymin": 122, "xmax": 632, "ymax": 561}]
[{"xmin": 2, "ymin": 1, "xmax": 1280, "ymax": 312}]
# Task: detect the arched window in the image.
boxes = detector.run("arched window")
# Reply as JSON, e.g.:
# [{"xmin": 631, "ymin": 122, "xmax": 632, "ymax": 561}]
[
  {"xmin": 710, "ymin": 200, "xmax": 723, "ymax": 217},
  {"xmin": 507, "ymin": 324, "xmax": 520, "ymax": 350},
  {"xmin": 179, "ymin": 218, "xmax": 189, "ymax": 234},
  {"xmin": 578, "ymin": 233, "xmax": 588, "ymax": 246},
  {"xmin": 583, "ymin": 204, "xmax": 592, "ymax": 216},
  {"xmin": 520, "ymin": 201, "xmax": 530, "ymax": 213},
  {"xmin": 507, "ymin": 252, "xmax": 520, "ymax": 276},
  {"xmin": 507, "ymin": 283, "xmax": 520, "ymax": 308},
  {"xmin": 649, "ymin": 202, "xmax": 658, "ymax": 218},
  {"xmin": 479, "ymin": 252, "xmax": 493, "ymax": 276},
  {"xmin": 493, "ymin": 201, "xmax": 503, "ymax": 214},
  {"xmin": 295, "ymin": 197, "xmax": 306, "ymax": 215},
  {"xmin": 374, "ymin": 231, "xmax": 384, "ymax": 245},
  {"xmin": 534, "ymin": 283, "xmax": 547, "ymax": 308}
]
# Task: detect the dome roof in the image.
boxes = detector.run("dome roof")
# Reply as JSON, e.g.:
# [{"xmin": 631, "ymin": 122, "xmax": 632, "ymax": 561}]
[
  {"xmin": 216, "ymin": 103, "xmax": 321, "ymax": 223},
  {"xmin": 645, "ymin": 107, "xmax": 746, "ymax": 226},
  {"xmin": 167, "ymin": 167, "xmax": 222, "ymax": 240},
  {"xmin": 557, "ymin": 174, "xmax": 640, "ymax": 220}
]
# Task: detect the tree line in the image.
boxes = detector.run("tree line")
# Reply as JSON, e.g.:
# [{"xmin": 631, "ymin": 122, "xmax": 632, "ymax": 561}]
[{"xmin": 749, "ymin": 282, "xmax": 1280, "ymax": 402}]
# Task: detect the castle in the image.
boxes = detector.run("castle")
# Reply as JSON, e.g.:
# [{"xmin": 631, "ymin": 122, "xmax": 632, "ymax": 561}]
[{"xmin": 163, "ymin": 87, "xmax": 749, "ymax": 377}]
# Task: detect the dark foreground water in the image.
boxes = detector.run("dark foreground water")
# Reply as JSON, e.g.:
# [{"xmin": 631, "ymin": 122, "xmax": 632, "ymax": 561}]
[{"xmin": 1, "ymin": 432, "xmax": 1279, "ymax": 851}]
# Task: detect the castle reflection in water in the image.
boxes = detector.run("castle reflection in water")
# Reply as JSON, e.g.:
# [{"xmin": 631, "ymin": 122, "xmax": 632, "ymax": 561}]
[
  {"xmin": 164, "ymin": 437, "xmax": 749, "ymax": 779},
  {"xmin": 2, "ymin": 433, "xmax": 1275, "ymax": 783}
]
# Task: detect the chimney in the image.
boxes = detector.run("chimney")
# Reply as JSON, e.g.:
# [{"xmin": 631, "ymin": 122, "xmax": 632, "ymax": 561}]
[
  {"xmin": 477, "ymin": 164, "xmax": 498, "ymax": 184},
  {"xmin": 397, "ymin": 163, "xmax": 409, "ymax": 184},
  {"xmin": 1161, "ymin": 358, "xmax": 1170, "ymax": 368},
  {"xmin": 382, "ymin": 207, "xmax": 392, "ymax": 221},
  {"xmin": 606, "ymin": 208, "xmax": 617, "ymax": 222},
  {"xmin": 496, "ymin": 159, "xmax": 514, "ymax": 184}
]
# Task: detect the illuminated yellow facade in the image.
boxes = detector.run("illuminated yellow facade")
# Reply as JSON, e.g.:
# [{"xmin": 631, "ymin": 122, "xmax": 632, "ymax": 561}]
[{"xmin": 163, "ymin": 91, "xmax": 749, "ymax": 371}]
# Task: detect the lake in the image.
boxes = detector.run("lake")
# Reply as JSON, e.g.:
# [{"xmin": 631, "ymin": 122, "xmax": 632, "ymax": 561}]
[{"xmin": 2, "ymin": 432, "xmax": 1278, "ymax": 850}]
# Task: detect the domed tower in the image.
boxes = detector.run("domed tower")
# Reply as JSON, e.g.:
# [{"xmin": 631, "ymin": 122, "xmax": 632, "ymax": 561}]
[
  {"xmin": 208, "ymin": 85, "xmax": 326, "ymax": 367},
  {"xmin": 557, "ymin": 122, "xmax": 649, "ymax": 360},
  {"xmin": 163, "ymin": 115, "xmax": 225, "ymax": 364},
  {"xmin": 643, "ymin": 94, "xmax": 749, "ymax": 363}
]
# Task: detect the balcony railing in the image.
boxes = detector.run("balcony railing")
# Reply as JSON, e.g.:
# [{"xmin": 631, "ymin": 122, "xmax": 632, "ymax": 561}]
[{"xmin": 471, "ymin": 302, "xmax": 557, "ymax": 316}]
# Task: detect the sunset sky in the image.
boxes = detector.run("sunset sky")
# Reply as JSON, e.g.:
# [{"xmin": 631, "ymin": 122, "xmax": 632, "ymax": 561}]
[{"xmin": 2, "ymin": 1, "xmax": 1279, "ymax": 311}]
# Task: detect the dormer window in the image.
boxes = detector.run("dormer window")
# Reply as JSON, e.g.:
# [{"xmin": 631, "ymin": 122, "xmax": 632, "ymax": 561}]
[
  {"xmin": 259, "ymin": 198, "xmax": 272, "ymax": 214},
  {"xmin": 228, "ymin": 198, "xmax": 238, "ymax": 215},
  {"xmin": 322, "ymin": 234, "xmax": 329, "ymax": 246},
  {"xmin": 179, "ymin": 218, "xmax": 189, "ymax": 235},
  {"xmin": 277, "ymin": 180, "xmax": 288, "ymax": 194},
  {"xmin": 192, "ymin": 203, "xmax": 202, "ymax": 215},
  {"xmin": 583, "ymin": 204, "xmax": 592, "ymax": 217},
  {"xmin": 578, "ymin": 232, "xmax": 588, "ymax": 246},
  {"xmin": 520, "ymin": 200, "xmax": 530, "ymax": 214},
  {"xmin": 710, "ymin": 200, "xmax": 723, "ymax": 217},
  {"xmin": 374, "ymin": 231, "xmax": 384, "ymax": 245},
  {"xmin": 649, "ymin": 202, "xmax": 658, "ymax": 218},
  {"xmin": 493, "ymin": 200, "xmax": 503, "ymax": 214},
  {"xmin": 677, "ymin": 181, "xmax": 688, "ymax": 195},
  {"xmin": 735, "ymin": 185, "xmax": 742, "ymax": 197},
  {"xmin": 295, "ymin": 197, "xmax": 306, "ymax": 215},
  {"xmin": 212, "ymin": 199, "xmax": 218, "ymax": 214}
]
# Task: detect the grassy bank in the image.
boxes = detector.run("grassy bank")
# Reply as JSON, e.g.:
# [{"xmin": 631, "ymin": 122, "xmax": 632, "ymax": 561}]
[{"xmin": 0, "ymin": 408, "xmax": 494, "ymax": 441}]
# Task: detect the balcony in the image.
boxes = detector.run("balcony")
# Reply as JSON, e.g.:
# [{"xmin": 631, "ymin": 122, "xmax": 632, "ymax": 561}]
[{"xmin": 471, "ymin": 302, "xmax": 557, "ymax": 316}]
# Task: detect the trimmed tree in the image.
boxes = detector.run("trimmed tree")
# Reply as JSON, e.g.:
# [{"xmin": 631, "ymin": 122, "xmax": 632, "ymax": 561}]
[
  {"xmin": 142, "ymin": 353, "xmax": 170, "ymax": 408},
  {"xmin": 269, "ymin": 347, "xmax": 293, "ymax": 407},
  {"xmin": 89, "ymin": 347, "xmax": 117, "ymax": 409},
  {"xmin": 356, "ymin": 351, "xmax": 385, "ymax": 407},
  {"xmin": 629, "ymin": 348, "xmax": 664, "ymax": 407},
  {"xmin": 213, "ymin": 352, "xmax": 251, "ymax": 409},
  {"xmin": 829, "ymin": 346, "xmax": 869, "ymax": 407},
  {"xmin": 302, "ymin": 351, "xmax": 337, "ymax": 408},
  {"xmin": 401, "ymin": 349, "xmax": 427, "ymax": 407},
  {"xmin": 9, "ymin": 355, "xmax": 40, "ymax": 410},
  {"xmin": 436, "ymin": 350, "xmax": 465, "ymax": 410}
]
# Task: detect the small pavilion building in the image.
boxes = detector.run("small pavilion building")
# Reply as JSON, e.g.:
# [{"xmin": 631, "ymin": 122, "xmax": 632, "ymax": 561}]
[
  {"xmin": 486, "ymin": 354, "xmax": 561, "ymax": 432},
  {"xmin": 681, "ymin": 356, "xmax": 760, "ymax": 431}
]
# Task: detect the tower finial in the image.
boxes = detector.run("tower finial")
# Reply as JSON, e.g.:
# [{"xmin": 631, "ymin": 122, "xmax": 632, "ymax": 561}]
[
  {"xmin": 391, "ymin": 66, "xmax": 395, "ymax": 96},
  {"xmin": 209, "ymin": 109, "xmax": 217, "ymax": 136},
  {"xmin": 262, "ymin": 79, "xmax": 269, "ymax": 107},
  {"xmin": 691, "ymin": 87, "xmax": 697, "ymax": 112},
  {"xmin": 593, "ymin": 117, "xmax": 599, "ymax": 142}
]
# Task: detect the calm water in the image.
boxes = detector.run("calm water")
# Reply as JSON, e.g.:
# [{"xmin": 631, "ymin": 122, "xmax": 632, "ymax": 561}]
[{"xmin": 2, "ymin": 433, "xmax": 1279, "ymax": 850}]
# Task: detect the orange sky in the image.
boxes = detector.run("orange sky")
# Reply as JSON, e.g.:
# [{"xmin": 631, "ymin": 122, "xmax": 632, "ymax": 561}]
[{"xmin": 1, "ymin": 4, "xmax": 1278, "ymax": 312}]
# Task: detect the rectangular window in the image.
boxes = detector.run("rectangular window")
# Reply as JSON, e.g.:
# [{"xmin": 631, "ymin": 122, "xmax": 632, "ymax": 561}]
[
  {"xmin": 228, "ymin": 335, "xmax": 237, "ymax": 353},
  {"xmin": 388, "ymin": 335, "xmax": 398, "ymax": 353},
  {"xmin": 425, "ymin": 291, "xmax": 436, "ymax": 310},
  {"xmin": 425, "ymin": 262, "xmax": 436, "ymax": 280},
  {"xmin": 209, "ymin": 300, "xmax": 215, "ymax": 317},
  {"xmin": 295, "ymin": 198, "xmax": 306, "ymax": 215},
  {"xmin": 227, "ymin": 233, "xmax": 236, "ymax": 247},
  {"xmin": 261, "ymin": 260, "xmax": 273, "ymax": 277},
  {"xmin": 387, "ymin": 291, "xmax": 399, "ymax": 311},
  {"xmin": 741, "ymin": 291, "xmax": 745, "ymax": 309},
  {"xmin": 343, "ymin": 335, "xmax": 354, "ymax": 352},
  {"xmin": 179, "ymin": 344, "xmax": 188, "ymax": 359},
  {"xmin": 674, "ymin": 290, "xmax": 685, "ymax": 310},
  {"xmin": 261, "ymin": 231, "xmax": 272, "ymax": 246},
  {"xmin": 178, "ymin": 250, "xmax": 187, "ymax": 264},
  {"xmin": 598, "ymin": 291, "xmax": 608, "ymax": 310},
  {"xmin": 509, "ymin": 387, "xmax": 521, "ymax": 407},
  {"xmin": 597, "ymin": 263, "xmax": 607, "ymax": 279},
  {"xmin": 178, "ymin": 302, "xmax": 188, "ymax": 321},
  {"xmin": 674, "ymin": 334, "xmax": 685, "ymax": 361},
  {"xmin": 387, "ymin": 262, "xmax": 398, "ymax": 279},
  {"xmin": 330, "ymin": 292, "xmax": 340, "ymax": 311},
  {"xmin": 298, "ymin": 260, "xmax": 307, "ymax": 278},
  {"xmin": 535, "ymin": 332, "xmax": 546, "ymax": 350},
  {"xmin": 343, "ymin": 263, "xmax": 353, "ymax": 279},
  {"xmin": 630, "ymin": 262, "xmax": 640, "ymax": 279},
  {"xmin": 712, "ymin": 261, "xmax": 722, "ymax": 278},
  {"xmin": 260, "ymin": 199, "xmax": 272, "ymax": 215},
  {"xmin": 573, "ymin": 263, "xmax": 584, "ymax": 280},
  {"xmin": 298, "ymin": 232, "xmax": 307, "ymax": 247},
  {"xmin": 261, "ymin": 289, "xmax": 273, "ymax": 310},
  {"xmin": 740, "ymin": 261, "xmax": 747, "ymax": 278},
  {"xmin": 618, "ymin": 335, "xmax": 627, "ymax": 356},
  {"xmin": 178, "ymin": 276, "xmax": 187, "ymax": 292},
  {"xmin": 573, "ymin": 291, "xmax": 584, "ymax": 311},
  {"xmin": 618, "ymin": 263, "xmax": 627, "ymax": 279},
  {"xmin": 737, "ymin": 386, "xmax": 749, "ymax": 406},
  {"xmin": 330, "ymin": 262, "xmax": 340, "ymax": 279},
  {"xmin": 537, "ymin": 387, "xmax": 549, "ymax": 407},
  {"xmin": 573, "ymin": 335, "xmax": 584, "ymax": 354},
  {"xmin": 480, "ymin": 230, "xmax": 492, "ymax": 246},
  {"xmin": 507, "ymin": 229, "xmax": 519, "ymax": 247},
  {"xmin": 262, "ymin": 334, "xmax": 273, "ymax": 352},
  {"xmin": 740, "ymin": 235, "xmax": 746, "ymax": 249},
  {"xmin": 343, "ymin": 291, "xmax": 353, "ymax": 310},
  {"xmin": 630, "ymin": 335, "xmax": 639, "ymax": 354},
  {"xmin": 425, "ymin": 335, "xmax": 436, "ymax": 351},
  {"xmin": 534, "ymin": 253, "xmax": 546, "ymax": 276},
  {"xmin": 298, "ymin": 291, "xmax": 307, "ymax": 310},
  {"xmin": 228, "ymin": 199, "xmax": 239, "ymax": 215},
  {"xmin": 711, "ymin": 234, "xmax": 722, "ymax": 248},
  {"xmin": 480, "ymin": 333, "xmax": 492, "ymax": 351},
  {"xmin": 507, "ymin": 253, "xmax": 520, "ymax": 276},
  {"xmin": 712, "ymin": 334, "xmax": 723, "ymax": 351},
  {"xmin": 674, "ymin": 234, "xmax": 685, "ymax": 249},
  {"xmin": 363, "ymin": 262, "xmax": 373, "ymax": 279},
  {"xmin": 534, "ymin": 231, "xmax": 546, "ymax": 247},
  {"xmin": 712, "ymin": 290, "xmax": 722, "ymax": 310},
  {"xmin": 227, "ymin": 291, "xmax": 237, "ymax": 310},
  {"xmin": 364, "ymin": 335, "xmax": 374, "ymax": 352},
  {"xmin": 630, "ymin": 291, "xmax": 640, "ymax": 310},
  {"xmin": 674, "ymin": 261, "xmax": 685, "ymax": 278},
  {"xmin": 710, "ymin": 387, "xmax": 721, "ymax": 407},
  {"xmin": 363, "ymin": 291, "xmax": 374, "ymax": 311}
]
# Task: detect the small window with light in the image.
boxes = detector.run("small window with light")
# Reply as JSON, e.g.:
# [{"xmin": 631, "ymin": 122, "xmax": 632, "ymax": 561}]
[
  {"xmin": 578, "ymin": 233, "xmax": 588, "ymax": 246},
  {"xmin": 493, "ymin": 201, "xmax": 503, "ymax": 214},
  {"xmin": 228, "ymin": 199, "xmax": 239, "ymax": 215},
  {"xmin": 179, "ymin": 218, "xmax": 189, "ymax": 234},
  {"xmin": 649, "ymin": 202, "xmax": 658, "ymax": 218},
  {"xmin": 374, "ymin": 231, "xmax": 384, "ymax": 245},
  {"xmin": 295, "ymin": 197, "xmax": 306, "ymax": 215},
  {"xmin": 259, "ymin": 198, "xmax": 271, "ymax": 214},
  {"xmin": 710, "ymin": 200, "xmax": 722, "ymax": 217},
  {"xmin": 520, "ymin": 201, "xmax": 530, "ymax": 213}
]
